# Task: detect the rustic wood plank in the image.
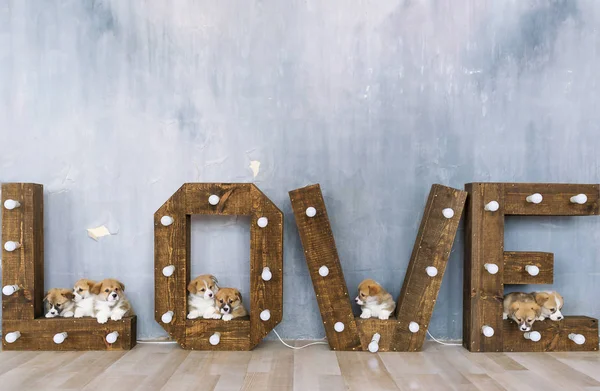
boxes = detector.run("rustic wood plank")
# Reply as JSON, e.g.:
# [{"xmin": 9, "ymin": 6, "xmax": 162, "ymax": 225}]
[
  {"xmin": 464, "ymin": 183, "xmax": 505, "ymax": 352},
  {"xmin": 355, "ymin": 318, "xmax": 397, "ymax": 352},
  {"xmin": 184, "ymin": 183, "xmax": 253, "ymax": 215},
  {"xmin": 289, "ymin": 184, "xmax": 361, "ymax": 351},
  {"xmin": 1, "ymin": 183, "xmax": 44, "ymax": 320},
  {"xmin": 2, "ymin": 316, "xmax": 137, "ymax": 351},
  {"xmin": 503, "ymin": 183, "xmax": 600, "ymax": 216},
  {"xmin": 503, "ymin": 251, "xmax": 554, "ymax": 285},
  {"xmin": 394, "ymin": 184, "xmax": 467, "ymax": 352},
  {"xmin": 185, "ymin": 318, "xmax": 251, "ymax": 351}
]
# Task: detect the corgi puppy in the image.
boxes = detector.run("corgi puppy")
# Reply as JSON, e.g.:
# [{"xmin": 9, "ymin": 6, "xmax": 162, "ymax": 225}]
[
  {"xmin": 187, "ymin": 274, "xmax": 221, "ymax": 319},
  {"xmin": 534, "ymin": 291, "xmax": 564, "ymax": 321},
  {"xmin": 503, "ymin": 292, "xmax": 541, "ymax": 331},
  {"xmin": 73, "ymin": 278, "xmax": 96, "ymax": 318},
  {"xmin": 91, "ymin": 278, "xmax": 133, "ymax": 324},
  {"xmin": 216, "ymin": 288, "xmax": 247, "ymax": 321},
  {"xmin": 354, "ymin": 279, "xmax": 396, "ymax": 320},
  {"xmin": 44, "ymin": 288, "xmax": 75, "ymax": 318}
]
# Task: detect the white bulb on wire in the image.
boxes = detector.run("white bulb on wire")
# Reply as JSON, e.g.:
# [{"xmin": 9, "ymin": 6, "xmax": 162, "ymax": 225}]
[
  {"xmin": 306, "ymin": 207, "xmax": 317, "ymax": 217},
  {"xmin": 368, "ymin": 333, "xmax": 381, "ymax": 353},
  {"xmin": 4, "ymin": 241, "xmax": 20, "ymax": 252},
  {"xmin": 482, "ymin": 325, "xmax": 494, "ymax": 337},
  {"xmin": 524, "ymin": 331, "xmax": 541, "ymax": 342},
  {"xmin": 526, "ymin": 193, "xmax": 543, "ymax": 204},
  {"xmin": 2, "ymin": 284, "xmax": 19, "ymax": 296},
  {"xmin": 208, "ymin": 195, "xmax": 220, "ymax": 205},
  {"xmin": 261, "ymin": 267, "xmax": 272, "ymax": 281},
  {"xmin": 162, "ymin": 265, "xmax": 175, "ymax": 277},
  {"xmin": 106, "ymin": 331, "xmax": 119, "ymax": 344},
  {"xmin": 53, "ymin": 332, "xmax": 68, "ymax": 344},
  {"xmin": 570, "ymin": 194, "xmax": 588, "ymax": 204},
  {"xmin": 525, "ymin": 265, "xmax": 540, "ymax": 276},
  {"xmin": 5, "ymin": 331, "xmax": 21, "ymax": 343},
  {"xmin": 408, "ymin": 322, "xmax": 420, "ymax": 333},
  {"xmin": 442, "ymin": 208, "xmax": 454, "ymax": 219},
  {"xmin": 569, "ymin": 333, "xmax": 585, "ymax": 345},
  {"xmin": 425, "ymin": 266, "xmax": 438, "ymax": 277},
  {"xmin": 318, "ymin": 266, "xmax": 329, "ymax": 277},
  {"xmin": 209, "ymin": 332, "xmax": 221, "ymax": 346},
  {"xmin": 260, "ymin": 309, "xmax": 271, "ymax": 321},
  {"xmin": 162, "ymin": 311, "xmax": 174, "ymax": 324},
  {"xmin": 4, "ymin": 200, "xmax": 20, "ymax": 210},
  {"xmin": 484, "ymin": 201, "xmax": 500, "ymax": 212},
  {"xmin": 484, "ymin": 263, "xmax": 499, "ymax": 275},
  {"xmin": 160, "ymin": 216, "xmax": 174, "ymax": 226},
  {"xmin": 334, "ymin": 322, "xmax": 345, "ymax": 332},
  {"xmin": 257, "ymin": 217, "xmax": 268, "ymax": 228}
]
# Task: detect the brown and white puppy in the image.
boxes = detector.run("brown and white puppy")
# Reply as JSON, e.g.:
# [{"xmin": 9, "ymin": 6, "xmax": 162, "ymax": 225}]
[
  {"xmin": 187, "ymin": 274, "xmax": 221, "ymax": 319},
  {"xmin": 215, "ymin": 288, "xmax": 247, "ymax": 321},
  {"xmin": 503, "ymin": 292, "xmax": 541, "ymax": 331},
  {"xmin": 73, "ymin": 279, "xmax": 96, "ymax": 318},
  {"xmin": 354, "ymin": 279, "xmax": 396, "ymax": 320},
  {"xmin": 534, "ymin": 291, "xmax": 564, "ymax": 321},
  {"xmin": 44, "ymin": 288, "xmax": 75, "ymax": 318},
  {"xmin": 91, "ymin": 278, "xmax": 133, "ymax": 324}
]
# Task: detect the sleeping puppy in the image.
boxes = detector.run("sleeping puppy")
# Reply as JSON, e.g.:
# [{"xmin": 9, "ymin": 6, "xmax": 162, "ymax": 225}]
[
  {"xmin": 73, "ymin": 278, "xmax": 96, "ymax": 318},
  {"xmin": 92, "ymin": 278, "xmax": 133, "ymax": 324},
  {"xmin": 215, "ymin": 288, "xmax": 247, "ymax": 321},
  {"xmin": 533, "ymin": 291, "xmax": 564, "ymax": 321},
  {"xmin": 187, "ymin": 274, "xmax": 221, "ymax": 319},
  {"xmin": 503, "ymin": 292, "xmax": 541, "ymax": 331},
  {"xmin": 354, "ymin": 279, "xmax": 396, "ymax": 320},
  {"xmin": 44, "ymin": 288, "xmax": 75, "ymax": 318}
]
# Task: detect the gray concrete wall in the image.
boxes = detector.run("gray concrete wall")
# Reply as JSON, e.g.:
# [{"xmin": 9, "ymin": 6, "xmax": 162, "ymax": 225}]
[{"xmin": 1, "ymin": 0, "xmax": 600, "ymax": 340}]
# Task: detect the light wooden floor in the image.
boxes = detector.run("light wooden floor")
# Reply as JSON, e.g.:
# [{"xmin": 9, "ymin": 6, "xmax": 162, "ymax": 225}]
[{"xmin": 2, "ymin": 341, "xmax": 600, "ymax": 391}]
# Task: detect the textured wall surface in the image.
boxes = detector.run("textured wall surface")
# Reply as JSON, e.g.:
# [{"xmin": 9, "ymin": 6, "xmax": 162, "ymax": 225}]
[{"xmin": 1, "ymin": 0, "xmax": 600, "ymax": 340}]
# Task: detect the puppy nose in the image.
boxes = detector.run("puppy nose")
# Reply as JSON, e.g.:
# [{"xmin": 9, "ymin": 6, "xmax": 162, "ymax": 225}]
[
  {"xmin": 209, "ymin": 293, "xmax": 213, "ymax": 298},
  {"xmin": 354, "ymin": 298, "xmax": 359, "ymax": 302},
  {"xmin": 112, "ymin": 293, "xmax": 117, "ymax": 297},
  {"xmin": 558, "ymin": 316, "xmax": 563, "ymax": 320}
]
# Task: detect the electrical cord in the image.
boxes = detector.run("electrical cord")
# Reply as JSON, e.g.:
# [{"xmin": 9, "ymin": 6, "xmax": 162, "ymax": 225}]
[{"xmin": 426, "ymin": 330, "xmax": 462, "ymax": 346}]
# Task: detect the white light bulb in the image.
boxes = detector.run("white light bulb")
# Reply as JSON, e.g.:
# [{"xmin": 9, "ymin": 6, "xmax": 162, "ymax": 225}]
[
  {"xmin": 4, "ymin": 200, "xmax": 20, "ymax": 210},
  {"xmin": 526, "ymin": 193, "xmax": 543, "ymax": 204},
  {"xmin": 408, "ymin": 322, "xmax": 420, "ymax": 333},
  {"xmin": 260, "ymin": 309, "xmax": 271, "ymax": 321},
  {"xmin": 525, "ymin": 265, "xmax": 540, "ymax": 276},
  {"xmin": 484, "ymin": 263, "xmax": 499, "ymax": 275},
  {"xmin": 570, "ymin": 194, "xmax": 588, "ymax": 204},
  {"xmin": 261, "ymin": 267, "xmax": 272, "ymax": 281},
  {"xmin": 5, "ymin": 331, "xmax": 21, "ymax": 343},
  {"xmin": 106, "ymin": 331, "xmax": 119, "ymax": 344},
  {"xmin": 2, "ymin": 284, "xmax": 19, "ymax": 296},
  {"xmin": 160, "ymin": 216, "xmax": 174, "ymax": 226},
  {"xmin": 482, "ymin": 325, "xmax": 494, "ymax": 337},
  {"xmin": 257, "ymin": 217, "xmax": 268, "ymax": 228},
  {"xmin": 334, "ymin": 322, "xmax": 345, "ymax": 332},
  {"xmin": 442, "ymin": 208, "xmax": 454, "ymax": 219},
  {"xmin": 524, "ymin": 331, "xmax": 541, "ymax": 342},
  {"xmin": 569, "ymin": 333, "xmax": 585, "ymax": 345},
  {"xmin": 368, "ymin": 333, "xmax": 381, "ymax": 353},
  {"xmin": 209, "ymin": 332, "xmax": 221, "ymax": 346},
  {"xmin": 4, "ymin": 241, "xmax": 20, "ymax": 252},
  {"xmin": 208, "ymin": 195, "xmax": 220, "ymax": 205},
  {"xmin": 484, "ymin": 201, "xmax": 500, "ymax": 212},
  {"xmin": 162, "ymin": 265, "xmax": 175, "ymax": 277},
  {"xmin": 425, "ymin": 266, "xmax": 438, "ymax": 277},
  {"xmin": 318, "ymin": 266, "xmax": 329, "ymax": 277},
  {"xmin": 306, "ymin": 207, "xmax": 317, "ymax": 217},
  {"xmin": 53, "ymin": 332, "xmax": 68, "ymax": 344},
  {"xmin": 162, "ymin": 311, "xmax": 174, "ymax": 324}
]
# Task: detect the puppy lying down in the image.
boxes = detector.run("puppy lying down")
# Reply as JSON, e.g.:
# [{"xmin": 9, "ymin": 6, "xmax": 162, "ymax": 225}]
[{"xmin": 503, "ymin": 292, "xmax": 541, "ymax": 331}]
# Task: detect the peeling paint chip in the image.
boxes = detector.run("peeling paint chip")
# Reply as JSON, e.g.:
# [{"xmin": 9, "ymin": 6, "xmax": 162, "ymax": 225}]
[
  {"xmin": 249, "ymin": 160, "xmax": 260, "ymax": 178},
  {"xmin": 87, "ymin": 225, "xmax": 111, "ymax": 241}
]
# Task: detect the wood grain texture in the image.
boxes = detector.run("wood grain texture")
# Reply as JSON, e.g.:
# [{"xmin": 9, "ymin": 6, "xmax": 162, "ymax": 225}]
[
  {"xmin": 464, "ymin": 183, "xmax": 505, "ymax": 352},
  {"xmin": 503, "ymin": 183, "xmax": 600, "ymax": 216},
  {"xmin": 2, "ymin": 316, "xmax": 137, "ymax": 351},
  {"xmin": 355, "ymin": 318, "xmax": 397, "ymax": 352},
  {"xmin": 154, "ymin": 183, "xmax": 283, "ymax": 351},
  {"xmin": 503, "ymin": 251, "xmax": 553, "ymax": 285},
  {"xmin": 394, "ymin": 184, "xmax": 467, "ymax": 352},
  {"xmin": 1, "ymin": 183, "xmax": 44, "ymax": 320},
  {"xmin": 289, "ymin": 184, "xmax": 361, "ymax": 351}
]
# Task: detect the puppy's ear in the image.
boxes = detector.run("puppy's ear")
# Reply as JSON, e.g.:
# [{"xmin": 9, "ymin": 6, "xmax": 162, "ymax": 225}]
[
  {"xmin": 86, "ymin": 280, "xmax": 96, "ymax": 290},
  {"xmin": 43, "ymin": 291, "xmax": 50, "ymax": 303},
  {"xmin": 532, "ymin": 305, "xmax": 542, "ymax": 317},
  {"xmin": 235, "ymin": 290, "xmax": 242, "ymax": 303},
  {"xmin": 209, "ymin": 275, "xmax": 218, "ymax": 284},
  {"xmin": 118, "ymin": 281, "xmax": 125, "ymax": 292},
  {"xmin": 535, "ymin": 293, "xmax": 549, "ymax": 306},
  {"xmin": 63, "ymin": 291, "xmax": 75, "ymax": 300},
  {"xmin": 509, "ymin": 302, "xmax": 520, "ymax": 314},
  {"xmin": 90, "ymin": 282, "xmax": 102, "ymax": 295},
  {"xmin": 368, "ymin": 283, "xmax": 381, "ymax": 296},
  {"xmin": 187, "ymin": 280, "xmax": 197, "ymax": 294}
]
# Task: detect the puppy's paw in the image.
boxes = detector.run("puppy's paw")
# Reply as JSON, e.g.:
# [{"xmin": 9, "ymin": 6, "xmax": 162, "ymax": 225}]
[
  {"xmin": 378, "ymin": 311, "xmax": 391, "ymax": 320},
  {"xmin": 97, "ymin": 314, "xmax": 109, "ymax": 324},
  {"xmin": 212, "ymin": 313, "xmax": 222, "ymax": 319},
  {"xmin": 537, "ymin": 316, "xmax": 545, "ymax": 321},
  {"xmin": 74, "ymin": 311, "xmax": 84, "ymax": 318},
  {"xmin": 360, "ymin": 310, "xmax": 371, "ymax": 319},
  {"xmin": 45, "ymin": 313, "xmax": 56, "ymax": 318},
  {"xmin": 63, "ymin": 311, "xmax": 74, "ymax": 318},
  {"xmin": 111, "ymin": 314, "xmax": 123, "ymax": 321},
  {"xmin": 502, "ymin": 313, "xmax": 508, "ymax": 320},
  {"xmin": 222, "ymin": 314, "xmax": 233, "ymax": 321},
  {"xmin": 187, "ymin": 311, "xmax": 200, "ymax": 319}
]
